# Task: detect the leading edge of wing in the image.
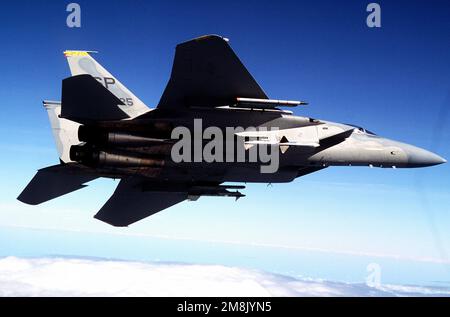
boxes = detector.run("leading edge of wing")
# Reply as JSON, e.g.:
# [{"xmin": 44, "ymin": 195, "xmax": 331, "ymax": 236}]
[{"xmin": 94, "ymin": 177, "xmax": 187, "ymax": 227}]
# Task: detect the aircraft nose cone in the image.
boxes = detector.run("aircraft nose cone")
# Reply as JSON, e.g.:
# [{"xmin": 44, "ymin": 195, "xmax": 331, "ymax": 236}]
[{"xmin": 406, "ymin": 146, "xmax": 446, "ymax": 167}]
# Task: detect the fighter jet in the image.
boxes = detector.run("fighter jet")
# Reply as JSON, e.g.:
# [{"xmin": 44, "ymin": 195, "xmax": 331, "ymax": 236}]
[{"xmin": 17, "ymin": 35, "xmax": 446, "ymax": 226}]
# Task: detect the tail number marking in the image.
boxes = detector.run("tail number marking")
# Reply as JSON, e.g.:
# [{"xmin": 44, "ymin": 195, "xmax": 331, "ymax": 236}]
[{"xmin": 94, "ymin": 77, "xmax": 134, "ymax": 106}]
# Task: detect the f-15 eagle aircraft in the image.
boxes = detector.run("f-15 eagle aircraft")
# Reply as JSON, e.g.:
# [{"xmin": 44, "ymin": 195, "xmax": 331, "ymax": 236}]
[{"xmin": 18, "ymin": 35, "xmax": 446, "ymax": 226}]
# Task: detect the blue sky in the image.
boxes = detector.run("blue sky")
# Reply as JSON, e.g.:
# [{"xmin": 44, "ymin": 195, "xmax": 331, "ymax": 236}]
[{"xmin": 0, "ymin": 0, "xmax": 449, "ymax": 287}]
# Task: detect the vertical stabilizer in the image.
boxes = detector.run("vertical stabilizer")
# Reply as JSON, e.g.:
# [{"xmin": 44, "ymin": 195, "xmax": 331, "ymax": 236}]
[
  {"xmin": 64, "ymin": 50, "xmax": 150, "ymax": 118},
  {"xmin": 43, "ymin": 100, "xmax": 80, "ymax": 163}
]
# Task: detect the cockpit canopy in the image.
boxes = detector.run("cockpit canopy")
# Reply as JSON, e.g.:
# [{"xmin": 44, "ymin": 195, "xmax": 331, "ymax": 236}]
[{"xmin": 346, "ymin": 124, "xmax": 377, "ymax": 136}]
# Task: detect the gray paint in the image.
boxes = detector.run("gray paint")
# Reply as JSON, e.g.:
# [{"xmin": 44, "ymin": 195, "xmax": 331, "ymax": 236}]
[{"xmin": 18, "ymin": 36, "xmax": 446, "ymax": 227}]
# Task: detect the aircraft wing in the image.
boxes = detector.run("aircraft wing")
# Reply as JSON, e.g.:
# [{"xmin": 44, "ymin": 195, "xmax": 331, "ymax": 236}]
[
  {"xmin": 297, "ymin": 166, "xmax": 327, "ymax": 178},
  {"xmin": 157, "ymin": 35, "xmax": 268, "ymax": 109},
  {"xmin": 94, "ymin": 177, "xmax": 188, "ymax": 227}
]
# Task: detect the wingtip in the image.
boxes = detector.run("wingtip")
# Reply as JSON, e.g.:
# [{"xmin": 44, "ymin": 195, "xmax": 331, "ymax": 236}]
[
  {"xmin": 93, "ymin": 214, "xmax": 129, "ymax": 227},
  {"xmin": 178, "ymin": 34, "xmax": 230, "ymax": 47},
  {"xmin": 194, "ymin": 34, "xmax": 229, "ymax": 42},
  {"xmin": 16, "ymin": 194, "xmax": 40, "ymax": 206}
]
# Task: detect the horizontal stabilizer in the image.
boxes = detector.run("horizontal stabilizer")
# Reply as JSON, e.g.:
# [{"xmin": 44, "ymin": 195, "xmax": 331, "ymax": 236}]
[
  {"xmin": 61, "ymin": 74, "xmax": 129, "ymax": 123},
  {"xmin": 94, "ymin": 178, "xmax": 187, "ymax": 227},
  {"xmin": 17, "ymin": 164, "xmax": 98, "ymax": 205}
]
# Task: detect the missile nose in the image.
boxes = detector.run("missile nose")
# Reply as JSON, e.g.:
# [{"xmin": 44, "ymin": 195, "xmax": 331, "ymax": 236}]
[{"xmin": 406, "ymin": 146, "xmax": 446, "ymax": 167}]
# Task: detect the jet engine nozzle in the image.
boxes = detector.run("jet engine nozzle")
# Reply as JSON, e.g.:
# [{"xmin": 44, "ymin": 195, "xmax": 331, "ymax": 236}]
[
  {"xmin": 69, "ymin": 144, "xmax": 95, "ymax": 164},
  {"xmin": 78, "ymin": 125, "xmax": 106, "ymax": 144},
  {"xmin": 78, "ymin": 125, "xmax": 171, "ymax": 147},
  {"xmin": 70, "ymin": 144, "xmax": 164, "ymax": 168}
]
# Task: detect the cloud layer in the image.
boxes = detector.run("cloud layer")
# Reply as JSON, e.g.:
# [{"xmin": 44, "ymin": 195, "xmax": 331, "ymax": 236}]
[{"xmin": 0, "ymin": 257, "xmax": 449, "ymax": 297}]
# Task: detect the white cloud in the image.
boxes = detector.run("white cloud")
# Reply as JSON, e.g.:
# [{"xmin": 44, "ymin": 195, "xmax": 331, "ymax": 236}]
[{"xmin": 0, "ymin": 257, "xmax": 449, "ymax": 297}]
